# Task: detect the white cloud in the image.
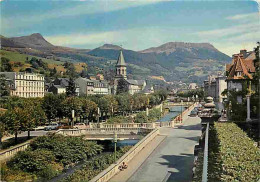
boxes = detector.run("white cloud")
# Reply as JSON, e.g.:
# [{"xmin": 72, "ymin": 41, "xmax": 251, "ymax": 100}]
[
  {"xmin": 195, "ymin": 23, "xmax": 259, "ymax": 39},
  {"xmin": 226, "ymin": 12, "xmax": 259, "ymax": 20},
  {"xmin": 45, "ymin": 27, "xmax": 177, "ymax": 50},
  {"xmin": 2, "ymin": 0, "xmax": 166, "ymax": 30}
]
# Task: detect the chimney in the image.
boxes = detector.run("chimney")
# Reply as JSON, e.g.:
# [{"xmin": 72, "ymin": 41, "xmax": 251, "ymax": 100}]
[
  {"xmin": 232, "ymin": 54, "xmax": 239, "ymax": 64},
  {"xmin": 240, "ymin": 49, "xmax": 247, "ymax": 58}
]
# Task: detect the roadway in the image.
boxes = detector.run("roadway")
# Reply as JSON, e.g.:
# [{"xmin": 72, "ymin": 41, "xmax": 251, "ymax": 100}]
[{"xmin": 110, "ymin": 111, "xmax": 201, "ymax": 182}]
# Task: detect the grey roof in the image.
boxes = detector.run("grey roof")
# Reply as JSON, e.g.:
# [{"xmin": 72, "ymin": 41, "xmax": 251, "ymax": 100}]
[
  {"xmin": 0, "ymin": 72, "xmax": 16, "ymax": 80},
  {"xmin": 116, "ymin": 51, "xmax": 126, "ymax": 66},
  {"xmin": 143, "ymin": 84, "xmax": 154, "ymax": 92},
  {"xmin": 126, "ymin": 79, "xmax": 145, "ymax": 86}
]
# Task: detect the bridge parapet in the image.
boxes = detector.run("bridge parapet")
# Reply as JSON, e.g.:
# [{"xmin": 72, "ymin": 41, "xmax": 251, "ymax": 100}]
[{"xmin": 56, "ymin": 128, "xmax": 153, "ymax": 136}]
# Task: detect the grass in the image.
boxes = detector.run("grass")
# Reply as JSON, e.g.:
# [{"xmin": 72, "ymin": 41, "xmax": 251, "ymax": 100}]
[{"xmin": 0, "ymin": 50, "xmax": 86, "ymax": 73}]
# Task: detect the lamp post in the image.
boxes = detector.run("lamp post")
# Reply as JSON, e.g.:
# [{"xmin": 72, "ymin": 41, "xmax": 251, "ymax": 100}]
[
  {"xmin": 246, "ymin": 95, "xmax": 251, "ymax": 122},
  {"xmin": 113, "ymin": 132, "xmax": 118, "ymax": 163},
  {"xmin": 97, "ymin": 107, "xmax": 100, "ymax": 127},
  {"xmin": 181, "ymin": 100, "xmax": 183, "ymax": 123},
  {"xmin": 71, "ymin": 109, "xmax": 75, "ymax": 127}
]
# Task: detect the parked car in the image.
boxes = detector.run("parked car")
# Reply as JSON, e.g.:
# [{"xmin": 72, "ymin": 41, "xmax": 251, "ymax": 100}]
[
  {"xmin": 44, "ymin": 123, "xmax": 59, "ymax": 131},
  {"xmin": 73, "ymin": 123, "xmax": 87, "ymax": 129}
]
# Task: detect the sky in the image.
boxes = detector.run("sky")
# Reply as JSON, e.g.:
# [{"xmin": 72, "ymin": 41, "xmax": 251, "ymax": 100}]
[{"xmin": 0, "ymin": 0, "xmax": 259, "ymax": 56}]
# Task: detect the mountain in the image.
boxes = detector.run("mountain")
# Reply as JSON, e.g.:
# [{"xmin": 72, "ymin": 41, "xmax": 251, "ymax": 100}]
[
  {"xmin": 88, "ymin": 42, "xmax": 231, "ymax": 82},
  {"xmin": 1, "ymin": 33, "xmax": 54, "ymax": 50},
  {"xmin": 1, "ymin": 33, "xmax": 231, "ymax": 84}
]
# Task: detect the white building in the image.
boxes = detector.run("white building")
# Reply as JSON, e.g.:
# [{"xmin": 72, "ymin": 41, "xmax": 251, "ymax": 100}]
[
  {"xmin": 204, "ymin": 74, "xmax": 227, "ymax": 102},
  {"xmin": 0, "ymin": 72, "xmax": 45, "ymax": 98}
]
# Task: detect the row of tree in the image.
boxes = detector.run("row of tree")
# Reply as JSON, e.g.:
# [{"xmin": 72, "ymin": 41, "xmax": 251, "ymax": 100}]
[{"xmin": 0, "ymin": 90, "xmax": 168, "ymax": 148}]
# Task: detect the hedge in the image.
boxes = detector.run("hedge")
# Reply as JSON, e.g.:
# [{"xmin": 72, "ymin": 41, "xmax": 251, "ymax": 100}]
[{"xmin": 212, "ymin": 123, "xmax": 260, "ymax": 182}]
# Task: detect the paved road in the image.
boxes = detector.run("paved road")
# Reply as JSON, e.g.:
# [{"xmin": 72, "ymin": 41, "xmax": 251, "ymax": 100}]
[
  {"xmin": 110, "ymin": 113, "xmax": 201, "ymax": 182},
  {"xmin": 3, "ymin": 130, "xmax": 50, "ymax": 141}
]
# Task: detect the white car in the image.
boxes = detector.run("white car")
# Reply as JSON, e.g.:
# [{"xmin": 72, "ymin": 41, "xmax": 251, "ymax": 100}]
[
  {"xmin": 44, "ymin": 123, "xmax": 59, "ymax": 131},
  {"xmin": 73, "ymin": 123, "xmax": 87, "ymax": 129}
]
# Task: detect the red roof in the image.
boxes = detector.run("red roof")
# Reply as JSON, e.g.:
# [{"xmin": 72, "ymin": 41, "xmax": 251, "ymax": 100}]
[{"xmin": 227, "ymin": 55, "xmax": 253, "ymax": 80}]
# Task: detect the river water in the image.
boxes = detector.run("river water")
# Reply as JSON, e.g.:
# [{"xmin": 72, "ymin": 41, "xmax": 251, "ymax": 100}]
[{"xmin": 158, "ymin": 105, "xmax": 186, "ymax": 122}]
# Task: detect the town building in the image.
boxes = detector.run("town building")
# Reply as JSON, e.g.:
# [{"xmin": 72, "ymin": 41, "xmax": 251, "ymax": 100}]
[
  {"xmin": 188, "ymin": 83, "xmax": 198, "ymax": 90},
  {"xmin": 75, "ymin": 77, "xmax": 110, "ymax": 95},
  {"xmin": 113, "ymin": 51, "xmax": 148, "ymax": 95},
  {"xmin": 0, "ymin": 72, "xmax": 45, "ymax": 98},
  {"xmin": 225, "ymin": 50, "xmax": 256, "ymax": 103},
  {"xmin": 203, "ymin": 75, "xmax": 227, "ymax": 102},
  {"xmin": 48, "ymin": 78, "xmax": 80, "ymax": 95}
]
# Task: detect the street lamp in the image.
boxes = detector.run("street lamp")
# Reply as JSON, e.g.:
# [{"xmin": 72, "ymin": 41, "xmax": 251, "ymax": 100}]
[
  {"xmin": 71, "ymin": 109, "xmax": 75, "ymax": 127},
  {"xmin": 113, "ymin": 132, "xmax": 118, "ymax": 163},
  {"xmin": 97, "ymin": 107, "xmax": 100, "ymax": 127},
  {"xmin": 181, "ymin": 100, "xmax": 183, "ymax": 123}
]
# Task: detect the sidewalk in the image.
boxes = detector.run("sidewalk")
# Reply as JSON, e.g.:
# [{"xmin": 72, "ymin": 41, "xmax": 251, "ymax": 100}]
[{"xmin": 109, "ymin": 135, "xmax": 167, "ymax": 182}]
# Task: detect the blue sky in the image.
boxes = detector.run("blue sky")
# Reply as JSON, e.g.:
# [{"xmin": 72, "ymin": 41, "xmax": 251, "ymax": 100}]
[{"xmin": 0, "ymin": 0, "xmax": 259, "ymax": 56}]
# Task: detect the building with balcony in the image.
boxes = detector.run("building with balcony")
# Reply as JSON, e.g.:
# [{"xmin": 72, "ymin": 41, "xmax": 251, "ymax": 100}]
[{"xmin": 0, "ymin": 72, "xmax": 45, "ymax": 98}]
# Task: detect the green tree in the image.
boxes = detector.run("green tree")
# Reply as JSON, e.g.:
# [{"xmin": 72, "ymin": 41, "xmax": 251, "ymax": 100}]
[
  {"xmin": 4, "ymin": 107, "xmax": 23, "ymax": 143},
  {"xmin": 116, "ymin": 78, "xmax": 129, "ymax": 94},
  {"xmin": 66, "ymin": 77, "xmax": 77, "ymax": 97},
  {"xmin": 0, "ymin": 74, "xmax": 10, "ymax": 97},
  {"xmin": 0, "ymin": 57, "xmax": 13, "ymax": 72},
  {"xmin": 0, "ymin": 110, "xmax": 7, "ymax": 149},
  {"xmin": 22, "ymin": 98, "xmax": 46, "ymax": 139}
]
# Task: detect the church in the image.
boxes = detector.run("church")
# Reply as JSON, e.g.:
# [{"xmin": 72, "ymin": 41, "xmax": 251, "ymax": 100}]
[{"xmin": 112, "ymin": 51, "xmax": 154, "ymax": 95}]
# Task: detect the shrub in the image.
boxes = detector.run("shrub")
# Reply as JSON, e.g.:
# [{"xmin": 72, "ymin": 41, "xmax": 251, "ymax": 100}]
[
  {"xmin": 62, "ymin": 146, "xmax": 132, "ymax": 182},
  {"xmin": 8, "ymin": 149, "xmax": 55, "ymax": 173},
  {"xmin": 209, "ymin": 123, "xmax": 260, "ymax": 181},
  {"xmin": 135, "ymin": 112, "xmax": 148, "ymax": 123}
]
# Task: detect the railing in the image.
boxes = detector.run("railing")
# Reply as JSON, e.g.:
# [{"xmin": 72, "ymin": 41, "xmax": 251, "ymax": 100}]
[
  {"xmin": 56, "ymin": 128, "xmax": 153, "ymax": 136},
  {"xmin": 202, "ymin": 123, "xmax": 209, "ymax": 182},
  {"xmin": 0, "ymin": 140, "xmax": 32, "ymax": 162}
]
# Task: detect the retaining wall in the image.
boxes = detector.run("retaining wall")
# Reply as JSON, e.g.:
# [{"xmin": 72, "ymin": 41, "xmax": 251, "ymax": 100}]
[
  {"xmin": 90, "ymin": 128, "xmax": 160, "ymax": 182},
  {"xmin": 0, "ymin": 140, "xmax": 32, "ymax": 162}
]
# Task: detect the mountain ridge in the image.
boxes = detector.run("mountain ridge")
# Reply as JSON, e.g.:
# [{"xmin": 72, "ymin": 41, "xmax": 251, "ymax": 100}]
[{"xmin": 0, "ymin": 33, "xmax": 231, "ymax": 83}]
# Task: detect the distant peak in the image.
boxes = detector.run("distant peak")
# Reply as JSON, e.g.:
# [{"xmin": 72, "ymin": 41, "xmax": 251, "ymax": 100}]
[
  {"xmin": 140, "ymin": 42, "xmax": 217, "ymax": 54},
  {"xmin": 30, "ymin": 33, "xmax": 44, "ymax": 38}
]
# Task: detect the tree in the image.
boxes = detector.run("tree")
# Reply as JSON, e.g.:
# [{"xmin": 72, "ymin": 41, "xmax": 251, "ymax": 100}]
[
  {"xmin": 0, "ymin": 57, "xmax": 13, "ymax": 72},
  {"xmin": 0, "ymin": 110, "xmax": 7, "ymax": 149},
  {"xmin": 81, "ymin": 99, "xmax": 98, "ymax": 123},
  {"xmin": 116, "ymin": 78, "xmax": 129, "ymax": 94},
  {"xmin": 66, "ymin": 63, "xmax": 77, "ymax": 78},
  {"xmin": 22, "ymin": 98, "xmax": 46, "ymax": 139},
  {"xmin": 66, "ymin": 77, "xmax": 77, "ymax": 97},
  {"xmin": 116, "ymin": 94, "xmax": 131, "ymax": 115},
  {"xmin": 4, "ymin": 107, "xmax": 23, "ymax": 143},
  {"xmin": 80, "ymin": 69, "xmax": 87, "ymax": 78},
  {"xmin": 0, "ymin": 74, "xmax": 10, "ymax": 97}
]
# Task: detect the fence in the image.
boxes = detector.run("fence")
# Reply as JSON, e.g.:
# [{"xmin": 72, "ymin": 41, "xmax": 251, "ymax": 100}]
[{"xmin": 202, "ymin": 123, "xmax": 209, "ymax": 182}]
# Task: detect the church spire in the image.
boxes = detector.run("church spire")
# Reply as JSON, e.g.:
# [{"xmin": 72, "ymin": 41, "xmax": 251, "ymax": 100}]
[
  {"xmin": 115, "ymin": 50, "xmax": 127, "ymax": 80},
  {"xmin": 116, "ymin": 50, "xmax": 126, "ymax": 67}
]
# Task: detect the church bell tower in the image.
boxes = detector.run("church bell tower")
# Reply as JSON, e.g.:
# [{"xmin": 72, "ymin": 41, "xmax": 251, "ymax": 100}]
[{"xmin": 115, "ymin": 50, "xmax": 127, "ymax": 80}]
